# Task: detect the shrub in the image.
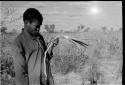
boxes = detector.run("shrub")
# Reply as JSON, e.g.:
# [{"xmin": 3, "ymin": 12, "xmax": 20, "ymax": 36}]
[{"xmin": 52, "ymin": 42, "xmax": 88, "ymax": 75}]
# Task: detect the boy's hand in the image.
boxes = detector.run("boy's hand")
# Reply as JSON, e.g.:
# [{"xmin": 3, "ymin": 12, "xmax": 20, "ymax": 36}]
[
  {"xmin": 47, "ymin": 37, "xmax": 59, "ymax": 55},
  {"xmin": 52, "ymin": 37, "xmax": 59, "ymax": 47}
]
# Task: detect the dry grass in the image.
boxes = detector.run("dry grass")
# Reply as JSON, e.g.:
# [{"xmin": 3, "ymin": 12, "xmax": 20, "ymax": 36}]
[{"xmin": 0, "ymin": 30, "xmax": 122, "ymax": 85}]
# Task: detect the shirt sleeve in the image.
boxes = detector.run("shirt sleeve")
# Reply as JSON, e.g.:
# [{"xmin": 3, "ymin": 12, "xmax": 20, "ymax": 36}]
[{"xmin": 11, "ymin": 38, "xmax": 28, "ymax": 85}]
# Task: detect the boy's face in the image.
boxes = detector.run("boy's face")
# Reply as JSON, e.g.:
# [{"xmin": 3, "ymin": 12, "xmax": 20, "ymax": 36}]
[{"xmin": 25, "ymin": 19, "xmax": 41, "ymax": 36}]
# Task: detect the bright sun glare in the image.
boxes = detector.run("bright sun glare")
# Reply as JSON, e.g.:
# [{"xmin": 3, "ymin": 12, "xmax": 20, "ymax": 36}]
[{"xmin": 90, "ymin": 6, "xmax": 99, "ymax": 15}]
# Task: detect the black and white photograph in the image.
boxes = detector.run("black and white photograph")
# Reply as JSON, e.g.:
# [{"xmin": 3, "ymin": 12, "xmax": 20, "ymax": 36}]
[{"xmin": 0, "ymin": 1, "xmax": 122, "ymax": 85}]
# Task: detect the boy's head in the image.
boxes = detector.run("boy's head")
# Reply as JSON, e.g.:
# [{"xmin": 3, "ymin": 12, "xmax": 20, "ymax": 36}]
[
  {"xmin": 23, "ymin": 8, "xmax": 43, "ymax": 36},
  {"xmin": 23, "ymin": 8, "xmax": 43, "ymax": 25}
]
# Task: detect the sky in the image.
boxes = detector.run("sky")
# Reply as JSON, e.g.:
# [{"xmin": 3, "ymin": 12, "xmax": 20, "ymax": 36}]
[{"xmin": 1, "ymin": 1, "xmax": 122, "ymax": 32}]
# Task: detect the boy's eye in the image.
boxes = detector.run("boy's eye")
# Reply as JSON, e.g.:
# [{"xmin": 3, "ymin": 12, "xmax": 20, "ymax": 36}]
[
  {"xmin": 36, "ymin": 25, "xmax": 40, "ymax": 28},
  {"xmin": 33, "ymin": 25, "xmax": 40, "ymax": 28}
]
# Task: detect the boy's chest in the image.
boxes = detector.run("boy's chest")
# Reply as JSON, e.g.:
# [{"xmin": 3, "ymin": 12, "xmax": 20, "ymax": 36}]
[{"xmin": 24, "ymin": 38, "xmax": 46, "ymax": 54}]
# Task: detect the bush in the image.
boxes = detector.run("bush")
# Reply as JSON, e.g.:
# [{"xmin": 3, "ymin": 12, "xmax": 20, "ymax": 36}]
[
  {"xmin": 1, "ymin": 27, "xmax": 7, "ymax": 33},
  {"xmin": 0, "ymin": 32, "xmax": 16, "ymax": 85},
  {"xmin": 44, "ymin": 24, "xmax": 55, "ymax": 33},
  {"xmin": 52, "ymin": 44, "xmax": 88, "ymax": 75}
]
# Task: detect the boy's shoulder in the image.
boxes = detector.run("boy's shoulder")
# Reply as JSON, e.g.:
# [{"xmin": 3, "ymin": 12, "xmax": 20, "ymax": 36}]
[{"xmin": 12, "ymin": 32, "xmax": 25, "ymax": 47}]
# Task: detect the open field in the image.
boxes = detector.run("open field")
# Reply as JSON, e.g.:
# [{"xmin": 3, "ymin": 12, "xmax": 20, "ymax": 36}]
[{"xmin": 0, "ymin": 29, "xmax": 122, "ymax": 85}]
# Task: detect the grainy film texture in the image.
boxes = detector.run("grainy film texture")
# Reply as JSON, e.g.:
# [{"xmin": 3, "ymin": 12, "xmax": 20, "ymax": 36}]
[{"xmin": 0, "ymin": 1, "xmax": 122, "ymax": 85}]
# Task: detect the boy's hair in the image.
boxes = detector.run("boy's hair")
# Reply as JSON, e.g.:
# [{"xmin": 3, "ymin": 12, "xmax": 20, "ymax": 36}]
[{"xmin": 23, "ymin": 8, "xmax": 43, "ymax": 25}]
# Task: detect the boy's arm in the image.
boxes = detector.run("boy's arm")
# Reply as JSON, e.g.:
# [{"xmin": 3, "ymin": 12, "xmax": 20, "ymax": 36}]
[
  {"xmin": 46, "ymin": 37, "xmax": 59, "ymax": 60},
  {"xmin": 46, "ymin": 43, "xmax": 54, "ymax": 61},
  {"xmin": 40, "ymin": 34, "xmax": 59, "ymax": 60},
  {"xmin": 11, "ymin": 39, "xmax": 28, "ymax": 85}
]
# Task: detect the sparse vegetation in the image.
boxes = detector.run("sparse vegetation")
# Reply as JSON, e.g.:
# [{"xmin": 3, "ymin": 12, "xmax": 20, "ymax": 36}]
[
  {"xmin": 44, "ymin": 24, "xmax": 55, "ymax": 33},
  {"xmin": 1, "ymin": 27, "xmax": 7, "ymax": 33},
  {"xmin": 0, "ymin": 26, "xmax": 122, "ymax": 85}
]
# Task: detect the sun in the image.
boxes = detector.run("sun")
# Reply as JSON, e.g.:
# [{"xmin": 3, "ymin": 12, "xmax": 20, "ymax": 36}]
[
  {"xmin": 90, "ymin": 6, "xmax": 99, "ymax": 15},
  {"xmin": 91, "ymin": 7, "xmax": 99, "ymax": 14}
]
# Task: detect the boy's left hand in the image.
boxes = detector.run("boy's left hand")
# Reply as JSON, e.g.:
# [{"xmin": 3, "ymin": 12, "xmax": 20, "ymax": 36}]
[{"xmin": 52, "ymin": 37, "xmax": 59, "ymax": 47}]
